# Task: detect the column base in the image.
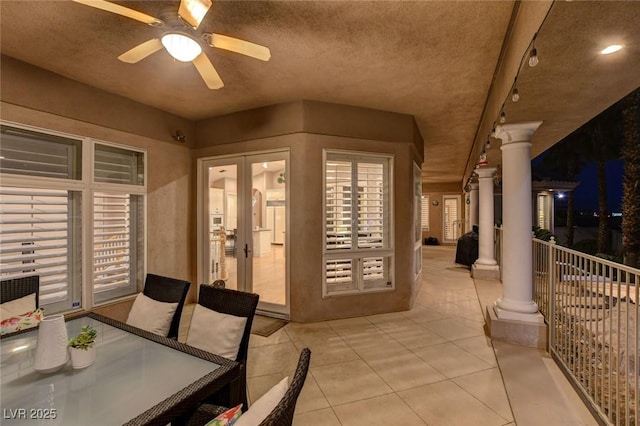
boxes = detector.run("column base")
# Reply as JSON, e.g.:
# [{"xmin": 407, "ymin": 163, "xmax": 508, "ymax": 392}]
[
  {"xmin": 486, "ymin": 306, "xmax": 547, "ymax": 349},
  {"xmin": 471, "ymin": 263, "xmax": 500, "ymax": 280}
]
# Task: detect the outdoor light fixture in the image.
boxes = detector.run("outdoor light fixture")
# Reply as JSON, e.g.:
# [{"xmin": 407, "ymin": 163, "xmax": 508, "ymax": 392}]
[
  {"xmin": 511, "ymin": 87, "xmax": 520, "ymax": 102},
  {"xmin": 161, "ymin": 33, "xmax": 202, "ymax": 62},
  {"xmin": 528, "ymin": 47, "xmax": 539, "ymax": 67},
  {"xmin": 601, "ymin": 44, "xmax": 623, "ymax": 55},
  {"xmin": 499, "ymin": 111, "xmax": 506, "ymax": 123}
]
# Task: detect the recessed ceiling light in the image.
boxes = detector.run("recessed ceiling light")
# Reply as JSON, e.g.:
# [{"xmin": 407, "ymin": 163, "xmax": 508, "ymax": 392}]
[{"xmin": 601, "ymin": 44, "xmax": 623, "ymax": 55}]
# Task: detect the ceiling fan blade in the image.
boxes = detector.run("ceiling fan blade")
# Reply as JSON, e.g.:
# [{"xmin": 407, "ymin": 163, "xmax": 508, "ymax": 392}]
[
  {"xmin": 192, "ymin": 53, "xmax": 224, "ymax": 89},
  {"xmin": 72, "ymin": 0, "xmax": 163, "ymax": 26},
  {"xmin": 178, "ymin": 0, "xmax": 212, "ymax": 29},
  {"xmin": 118, "ymin": 39, "xmax": 163, "ymax": 63},
  {"xmin": 206, "ymin": 33, "xmax": 271, "ymax": 62}
]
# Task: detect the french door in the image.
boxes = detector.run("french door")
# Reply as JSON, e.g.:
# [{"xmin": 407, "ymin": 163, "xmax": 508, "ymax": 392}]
[
  {"xmin": 198, "ymin": 151, "xmax": 289, "ymax": 317},
  {"xmin": 442, "ymin": 195, "xmax": 462, "ymax": 243}
]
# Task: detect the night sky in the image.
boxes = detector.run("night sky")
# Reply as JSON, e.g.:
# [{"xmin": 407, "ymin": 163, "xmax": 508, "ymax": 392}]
[{"xmin": 570, "ymin": 158, "xmax": 623, "ymax": 212}]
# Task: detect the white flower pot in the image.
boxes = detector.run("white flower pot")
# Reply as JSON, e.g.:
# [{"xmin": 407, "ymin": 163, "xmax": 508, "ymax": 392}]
[{"xmin": 69, "ymin": 346, "xmax": 96, "ymax": 369}]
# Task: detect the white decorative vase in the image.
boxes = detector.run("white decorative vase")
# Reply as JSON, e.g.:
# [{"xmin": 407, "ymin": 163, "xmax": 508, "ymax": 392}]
[
  {"xmin": 70, "ymin": 346, "xmax": 96, "ymax": 369},
  {"xmin": 33, "ymin": 314, "xmax": 69, "ymax": 374}
]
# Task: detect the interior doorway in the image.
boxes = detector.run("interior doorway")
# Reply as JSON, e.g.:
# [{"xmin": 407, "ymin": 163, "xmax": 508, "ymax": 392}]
[
  {"xmin": 442, "ymin": 195, "xmax": 462, "ymax": 244},
  {"xmin": 199, "ymin": 151, "xmax": 289, "ymax": 317}
]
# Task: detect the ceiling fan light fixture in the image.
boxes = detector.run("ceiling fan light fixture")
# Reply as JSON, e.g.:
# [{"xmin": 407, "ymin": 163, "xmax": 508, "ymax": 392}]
[
  {"xmin": 601, "ymin": 44, "xmax": 623, "ymax": 55},
  {"xmin": 178, "ymin": 0, "xmax": 212, "ymax": 29},
  {"xmin": 161, "ymin": 33, "xmax": 202, "ymax": 62}
]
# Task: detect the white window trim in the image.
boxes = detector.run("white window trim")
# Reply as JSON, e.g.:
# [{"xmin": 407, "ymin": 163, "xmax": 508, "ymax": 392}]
[
  {"xmin": 322, "ymin": 149, "xmax": 394, "ymax": 297},
  {"xmin": 0, "ymin": 121, "xmax": 147, "ymax": 313}
]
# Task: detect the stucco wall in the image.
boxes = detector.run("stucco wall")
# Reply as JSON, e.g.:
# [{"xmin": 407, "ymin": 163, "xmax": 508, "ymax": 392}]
[{"xmin": 194, "ymin": 102, "xmax": 423, "ymax": 322}]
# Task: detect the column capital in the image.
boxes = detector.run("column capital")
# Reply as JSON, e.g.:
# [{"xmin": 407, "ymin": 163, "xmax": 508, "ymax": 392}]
[
  {"xmin": 495, "ymin": 121, "xmax": 543, "ymax": 145},
  {"xmin": 470, "ymin": 182, "xmax": 479, "ymax": 190},
  {"xmin": 475, "ymin": 166, "xmax": 496, "ymax": 179}
]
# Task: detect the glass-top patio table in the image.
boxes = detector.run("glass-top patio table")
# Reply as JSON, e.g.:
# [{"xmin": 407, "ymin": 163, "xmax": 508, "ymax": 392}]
[{"xmin": 0, "ymin": 313, "xmax": 240, "ymax": 425}]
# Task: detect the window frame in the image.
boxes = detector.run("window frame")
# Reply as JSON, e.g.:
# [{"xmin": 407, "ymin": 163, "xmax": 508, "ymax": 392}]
[
  {"xmin": 322, "ymin": 149, "xmax": 394, "ymax": 297},
  {"xmin": 0, "ymin": 121, "xmax": 147, "ymax": 313}
]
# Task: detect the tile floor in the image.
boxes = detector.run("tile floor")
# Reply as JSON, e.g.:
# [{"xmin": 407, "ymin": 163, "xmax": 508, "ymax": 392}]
[{"xmin": 182, "ymin": 245, "xmax": 598, "ymax": 425}]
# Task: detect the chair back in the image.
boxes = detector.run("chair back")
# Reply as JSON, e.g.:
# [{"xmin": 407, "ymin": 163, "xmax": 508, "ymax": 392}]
[
  {"xmin": 1, "ymin": 275, "xmax": 40, "ymax": 308},
  {"xmin": 197, "ymin": 284, "xmax": 259, "ymax": 363},
  {"xmin": 259, "ymin": 348, "xmax": 311, "ymax": 426},
  {"xmin": 143, "ymin": 273, "xmax": 191, "ymax": 339},
  {"xmin": 198, "ymin": 284, "xmax": 259, "ymax": 409}
]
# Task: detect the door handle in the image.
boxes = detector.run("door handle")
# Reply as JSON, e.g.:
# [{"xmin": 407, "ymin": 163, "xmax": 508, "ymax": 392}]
[{"xmin": 244, "ymin": 244, "xmax": 252, "ymax": 258}]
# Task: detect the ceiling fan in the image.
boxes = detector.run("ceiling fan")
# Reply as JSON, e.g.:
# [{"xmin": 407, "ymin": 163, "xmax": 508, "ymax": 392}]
[{"xmin": 72, "ymin": 0, "xmax": 271, "ymax": 89}]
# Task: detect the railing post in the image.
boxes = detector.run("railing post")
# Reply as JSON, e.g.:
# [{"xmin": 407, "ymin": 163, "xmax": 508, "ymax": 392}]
[{"xmin": 548, "ymin": 236, "xmax": 556, "ymax": 352}]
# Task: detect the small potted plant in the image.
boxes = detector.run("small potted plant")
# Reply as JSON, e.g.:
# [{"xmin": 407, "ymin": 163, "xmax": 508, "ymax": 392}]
[{"xmin": 68, "ymin": 324, "xmax": 97, "ymax": 369}]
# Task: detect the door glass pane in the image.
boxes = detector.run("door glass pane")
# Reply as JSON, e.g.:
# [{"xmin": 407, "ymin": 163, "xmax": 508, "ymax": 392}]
[
  {"xmin": 208, "ymin": 164, "xmax": 238, "ymax": 290},
  {"xmin": 251, "ymin": 160, "xmax": 286, "ymax": 306}
]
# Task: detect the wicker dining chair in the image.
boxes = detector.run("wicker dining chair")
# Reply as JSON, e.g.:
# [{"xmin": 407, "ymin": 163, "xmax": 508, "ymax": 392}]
[
  {"xmin": 142, "ymin": 273, "xmax": 191, "ymax": 339},
  {"xmin": 186, "ymin": 348, "xmax": 311, "ymax": 426},
  {"xmin": 1, "ymin": 275, "xmax": 40, "ymax": 307},
  {"xmin": 196, "ymin": 284, "xmax": 260, "ymax": 410}
]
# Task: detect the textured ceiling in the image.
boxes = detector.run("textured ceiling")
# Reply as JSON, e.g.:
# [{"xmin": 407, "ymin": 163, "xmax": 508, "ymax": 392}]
[{"xmin": 1, "ymin": 1, "xmax": 639, "ymax": 186}]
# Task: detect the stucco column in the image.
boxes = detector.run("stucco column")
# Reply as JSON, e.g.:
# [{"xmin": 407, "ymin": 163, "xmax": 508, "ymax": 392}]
[
  {"xmin": 472, "ymin": 167, "xmax": 499, "ymax": 279},
  {"xmin": 494, "ymin": 122, "xmax": 544, "ymax": 323},
  {"xmin": 469, "ymin": 182, "xmax": 479, "ymax": 228}
]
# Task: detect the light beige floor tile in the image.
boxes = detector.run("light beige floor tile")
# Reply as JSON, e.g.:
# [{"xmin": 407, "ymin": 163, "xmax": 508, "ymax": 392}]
[
  {"xmin": 453, "ymin": 368, "xmax": 514, "ymax": 422},
  {"xmin": 421, "ymin": 317, "xmax": 485, "ymax": 341},
  {"xmin": 347, "ymin": 334, "xmax": 403, "ymax": 362},
  {"xmin": 292, "ymin": 336, "xmax": 360, "ymax": 367},
  {"xmin": 332, "ymin": 393, "xmax": 427, "ymax": 426},
  {"xmin": 247, "ymin": 372, "xmax": 285, "ymax": 406},
  {"xmin": 398, "ymin": 380, "xmax": 508, "ymax": 426},
  {"xmin": 453, "ymin": 335, "xmax": 497, "ymax": 366},
  {"xmin": 381, "ymin": 323, "xmax": 447, "ymax": 350},
  {"xmin": 295, "ymin": 374, "xmax": 332, "ymax": 414},
  {"xmin": 401, "ymin": 305, "xmax": 450, "ymax": 323},
  {"xmin": 293, "ymin": 408, "xmax": 341, "ymax": 426},
  {"xmin": 365, "ymin": 311, "xmax": 409, "ymax": 325},
  {"xmin": 326, "ymin": 317, "xmax": 372, "ymax": 329},
  {"xmin": 413, "ymin": 342, "xmax": 493, "ymax": 378},
  {"xmin": 285, "ymin": 322, "xmax": 339, "ymax": 345},
  {"xmin": 248, "ymin": 328, "xmax": 292, "ymax": 348},
  {"xmin": 493, "ymin": 341, "xmax": 598, "ymax": 426},
  {"xmin": 366, "ymin": 349, "xmax": 446, "ymax": 391},
  {"xmin": 312, "ymin": 360, "xmax": 393, "ymax": 406},
  {"xmin": 332, "ymin": 323, "xmax": 386, "ymax": 340},
  {"xmin": 247, "ymin": 342, "xmax": 299, "ymax": 378}
]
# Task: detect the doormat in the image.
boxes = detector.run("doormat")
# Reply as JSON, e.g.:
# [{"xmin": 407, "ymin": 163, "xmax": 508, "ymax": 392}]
[{"xmin": 251, "ymin": 315, "xmax": 288, "ymax": 337}]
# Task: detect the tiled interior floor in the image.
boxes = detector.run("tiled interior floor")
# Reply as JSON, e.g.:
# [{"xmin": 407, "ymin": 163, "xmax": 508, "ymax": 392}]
[{"xmin": 181, "ymin": 245, "xmax": 597, "ymax": 425}]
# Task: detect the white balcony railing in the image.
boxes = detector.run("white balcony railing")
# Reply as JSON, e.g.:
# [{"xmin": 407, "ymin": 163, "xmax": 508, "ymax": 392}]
[{"xmin": 533, "ymin": 237, "xmax": 640, "ymax": 425}]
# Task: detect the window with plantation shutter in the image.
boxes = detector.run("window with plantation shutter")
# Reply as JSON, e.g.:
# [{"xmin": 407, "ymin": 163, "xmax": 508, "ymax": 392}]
[
  {"xmin": 95, "ymin": 144, "xmax": 144, "ymax": 185},
  {"xmin": 421, "ymin": 196, "xmax": 430, "ymax": 231},
  {"xmin": 0, "ymin": 187, "xmax": 82, "ymax": 312},
  {"xmin": 93, "ymin": 192, "xmax": 143, "ymax": 302},
  {"xmin": 323, "ymin": 151, "xmax": 393, "ymax": 297},
  {"xmin": 1, "ymin": 123, "xmax": 146, "ymax": 314},
  {"xmin": 0, "ymin": 126, "xmax": 82, "ymax": 180}
]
